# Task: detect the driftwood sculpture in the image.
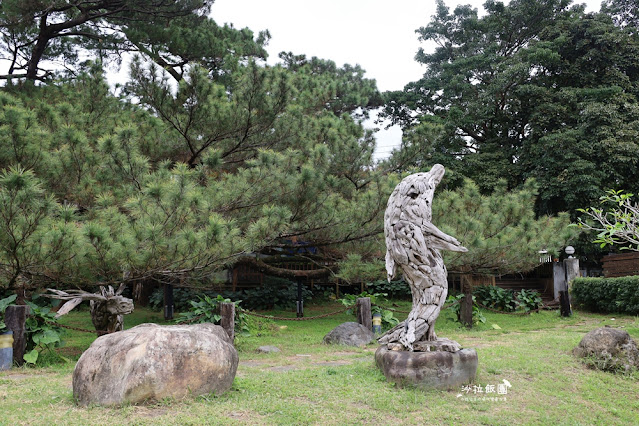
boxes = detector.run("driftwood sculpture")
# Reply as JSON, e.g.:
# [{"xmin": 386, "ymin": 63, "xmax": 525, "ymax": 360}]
[
  {"xmin": 46, "ymin": 284, "xmax": 134, "ymax": 336},
  {"xmin": 378, "ymin": 164, "xmax": 467, "ymax": 351}
]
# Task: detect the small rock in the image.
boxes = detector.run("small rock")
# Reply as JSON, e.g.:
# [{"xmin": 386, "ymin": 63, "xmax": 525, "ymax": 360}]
[
  {"xmin": 323, "ymin": 322, "xmax": 374, "ymax": 347},
  {"xmin": 257, "ymin": 345, "xmax": 281, "ymax": 353},
  {"xmin": 573, "ymin": 327, "xmax": 639, "ymax": 373}
]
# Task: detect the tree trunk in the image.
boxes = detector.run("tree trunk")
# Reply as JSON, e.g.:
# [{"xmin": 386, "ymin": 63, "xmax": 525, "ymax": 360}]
[
  {"xmin": 26, "ymin": 21, "xmax": 52, "ymax": 80},
  {"xmin": 356, "ymin": 297, "xmax": 372, "ymax": 331},
  {"xmin": 5, "ymin": 305, "xmax": 30, "ymax": 366},
  {"xmin": 220, "ymin": 302, "xmax": 235, "ymax": 344}
]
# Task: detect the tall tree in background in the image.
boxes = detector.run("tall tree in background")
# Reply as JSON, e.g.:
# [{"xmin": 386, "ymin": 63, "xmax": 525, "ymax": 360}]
[
  {"xmin": 434, "ymin": 179, "xmax": 574, "ymax": 275},
  {"xmin": 383, "ymin": 0, "xmax": 639, "ymax": 216},
  {"xmin": 0, "ymin": 0, "xmax": 267, "ymax": 82}
]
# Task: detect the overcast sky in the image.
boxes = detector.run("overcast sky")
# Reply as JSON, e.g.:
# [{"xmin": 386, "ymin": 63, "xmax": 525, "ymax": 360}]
[{"xmin": 210, "ymin": 0, "xmax": 603, "ymax": 159}]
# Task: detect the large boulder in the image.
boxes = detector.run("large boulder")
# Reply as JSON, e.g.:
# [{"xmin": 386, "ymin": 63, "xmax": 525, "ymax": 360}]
[
  {"xmin": 323, "ymin": 322, "xmax": 374, "ymax": 346},
  {"xmin": 573, "ymin": 327, "xmax": 639, "ymax": 373},
  {"xmin": 73, "ymin": 323, "xmax": 238, "ymax": 406}
]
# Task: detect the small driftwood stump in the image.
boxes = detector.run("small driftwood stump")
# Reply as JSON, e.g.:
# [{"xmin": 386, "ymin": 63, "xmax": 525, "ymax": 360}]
[
  {"xmin": 46, "ymin": 284, "xmax": 134, "ymax": 336},
  {"xmin": 378, "ymin": 164, "xmax": 467, "ymax": 351}
]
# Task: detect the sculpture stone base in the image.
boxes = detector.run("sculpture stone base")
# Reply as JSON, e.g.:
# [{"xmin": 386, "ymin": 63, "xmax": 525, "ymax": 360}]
[{"xmin": 375, "ymin": 340, "xmax": 477, "ymax": 390}]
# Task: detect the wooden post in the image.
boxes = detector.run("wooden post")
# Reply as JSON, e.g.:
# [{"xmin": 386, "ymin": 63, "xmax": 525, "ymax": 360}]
[
  {"xmin": 164, "ymin": 283, "xmax": 174, "ymax": 320},
  {"xmin": 560, "ymin": 258, "xmax": 579, "ymax": 317},
  {"xmin": 296, "ymin": 278, "xmax": 304, "ymax": 318},
  {"xmin": 5, "ymin": 305, "xmax": 30, "ymax": 366},
  {"xmin": 220, "ymin": 302, "xmax": 235, "ymax": 344},
  {"xmin": 232, "ymin": 268, "xmax": 238, "ymax": 292},
  {"xmin": 356, "ymin": 297, "xmax": 372, "ymax": 331},
  {"xmin": 459, "ymin": 278, "xmax": 473, "ymax": 328}
]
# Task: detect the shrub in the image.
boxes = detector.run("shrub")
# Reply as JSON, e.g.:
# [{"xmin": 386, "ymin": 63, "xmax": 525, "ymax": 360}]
[
  {"xmin": 23, "ymin": 301, "xmax": 65, "ymax": 364},
  {"xmin": 0, "ymin": 294, "xmax": 17, "ymax": 331},
  {"xmin": 516, "ymin": 289, "xmax": 543, "ymax": 312},
  {"xmin": 446, "ymin": 294, "xmax": 486, "ymax": 326},
  {"xmin": 175, "ymin": 295, "xmax": 251, "ymax": 335},
  {"xmin": 473, "ymin": 285, "xmax": 518, "ymax": 312},
  {"xmin": 473, "ymin": 285, "xmax": 542, "ymax": 312},
  {"xmin": 338, "ymin": 292, "xmax": 400, "ymax": 330},
  {"xmin": 149, "ymin": 287, "xmax": 204, "ymax": 312},
  {"xmin": 572, "ymin": 276, "xmax": 639, "ymax": 315},
  {"xmin": 1, "ymin": 296, "xmax": 64, "ymax": 365},
  {"xmin": 239, "ymin": 277, "xmax": 313, "ymax": 310}
]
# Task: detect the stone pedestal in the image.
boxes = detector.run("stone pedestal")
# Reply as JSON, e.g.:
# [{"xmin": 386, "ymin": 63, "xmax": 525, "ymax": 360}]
[{"xmin": 375, "ymin": 339, "xmax": 477, "ymax": 390}]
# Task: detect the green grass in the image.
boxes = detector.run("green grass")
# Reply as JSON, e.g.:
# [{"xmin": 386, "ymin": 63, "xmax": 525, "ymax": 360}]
[{"xmin": 1, "ymin": 302, "xmax": 638, "ymax": 425}]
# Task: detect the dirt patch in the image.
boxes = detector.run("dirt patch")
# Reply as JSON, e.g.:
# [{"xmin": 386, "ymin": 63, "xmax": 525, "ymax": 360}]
[
  {"xmin": 312, "ymin": 361, "xmax": 351, "ymax": 367},
  {"xmin": 332, "ymin": 351, "xmax": 358, "ymax": 356},
  {"xmin": 135, "ymin": 407, "xmax": 168, "ymax": 418},
  {"xmin": 57, "ymin": 346, "xmax": 84, "ymax": 357},
  {"xmin": 240, "ymin": 360, "xmax": 268, "ymax": 367},
  {"xmin": 268, "ymin": 365, "xmax": 298, "ymax": 372},
  {"xmin": 0, "ymin": 373, "xmax": 35, "ymax": 380},
  {"xmin": 225, "ymin": 410, "xmax": 266, "ymax": 423}
]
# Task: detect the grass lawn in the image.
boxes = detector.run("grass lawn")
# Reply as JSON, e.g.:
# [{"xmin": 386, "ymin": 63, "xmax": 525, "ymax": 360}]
[{"xmin": 1, "ymin": 301, "xmax": 638, "ymax": 425}]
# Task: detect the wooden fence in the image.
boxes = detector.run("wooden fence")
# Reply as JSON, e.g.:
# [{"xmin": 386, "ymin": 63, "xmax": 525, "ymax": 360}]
[{"xmin": 602, "ymin": 253, "xmax": 639, "ymax": 278}]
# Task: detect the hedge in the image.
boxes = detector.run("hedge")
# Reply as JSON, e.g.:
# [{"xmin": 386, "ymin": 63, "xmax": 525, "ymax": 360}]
[{"xmin": 571, "ymin": 276, "xmax": 639, "ymax": 315}]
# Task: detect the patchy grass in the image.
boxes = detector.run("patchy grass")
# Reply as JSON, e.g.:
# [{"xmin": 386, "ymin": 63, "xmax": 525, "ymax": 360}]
[{"xmin": 1, "ymin": 302, "xmax": 638, "ymax": 425}]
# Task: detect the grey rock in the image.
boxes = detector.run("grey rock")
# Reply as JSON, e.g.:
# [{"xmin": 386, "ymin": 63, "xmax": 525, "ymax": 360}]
[
  {"xmin": 375, "ymin": 343, "xmax": 477, "ymax": 390},
  {"xmin": 257, "ymin": 345, "xmax": 281, "ymax": 353},
  {"xmin": 73, "ymin": 323, "xmax": 238, "ymax": 406},
  {"xmin": 323, "ymin": 322, "xmax": 374, "ymax": 346},
  {"xmin": 573, "ymin": 327, "xmax": 639, "ymax": 373}
]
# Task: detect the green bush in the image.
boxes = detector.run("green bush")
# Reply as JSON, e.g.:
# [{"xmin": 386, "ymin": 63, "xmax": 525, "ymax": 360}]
[
  {"xmin": 149, "ymin": 287, "xmax": 204, "ymax": 312},
  {"xmin": 23, "ymin": 301, "xmax": 65, "ymax": 365},
  {"xmin": 572, "ymin": 276, "xmax": 639, "ymax": 315},
  {"xmin": 0, "ymin": 294, "xmax": 17, "ymax": 331},
  {"xmin": 149, "ymin": 276, "xmax": 314, "ymax": 312},
  {"xmin": 0, "ymin": 296, "xmax": 64, "ymax": 365},
  {"xmin": 175, "ymin": 294, "xmax": 251, "ymax": 334},
  {"xmin": 517, "ymin": 289, "xmax": 543, "ymax": 312},
  {"xmin": 239, "ymin": 277, "xmax": 313, "ymax": 310},
  {"xmin": 337, "ymin": 292, "xmax": 400, "ymax": 330},
  {"xmin": 445, "ymin": 294, "xmax": 487, "ymax": 326},
  {"xmin": 473, "ymin": 285, "xmax": 542, "ymax": 312},
  {"xmin": 473, "ymin": 286, "xmax": 518, "ymax": 312}
]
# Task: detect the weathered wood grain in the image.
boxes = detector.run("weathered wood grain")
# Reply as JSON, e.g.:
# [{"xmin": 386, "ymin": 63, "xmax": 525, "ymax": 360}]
[{"xmin": 378, "ymin": 164, "xmax": 467, "ymax": 351}]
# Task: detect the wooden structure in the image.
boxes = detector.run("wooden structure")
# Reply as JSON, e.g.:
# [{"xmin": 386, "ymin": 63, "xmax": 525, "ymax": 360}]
[
  {"xmin": 448, "ymin": 274, "xmax": 495, "ymax": 293},
  {"xmin": 447, "ymin": 262, "xmax": 555, "ymax": 301},
  {"xmin": 230, "ymin": 259, "xmax": 331, "ymax": 291},
  {"xmin": 602, "ymin": 253, "xmax": 639, "ymax": 278},
  {"xmin": 496, "ymin": 262, "xmax": 554, "ymax": 301}
]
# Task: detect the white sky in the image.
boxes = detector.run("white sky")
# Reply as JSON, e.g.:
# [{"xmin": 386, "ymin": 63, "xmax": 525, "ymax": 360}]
[{"xmin": 210, "ymin": 0, "xmax": 603, "ymax": 159}]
